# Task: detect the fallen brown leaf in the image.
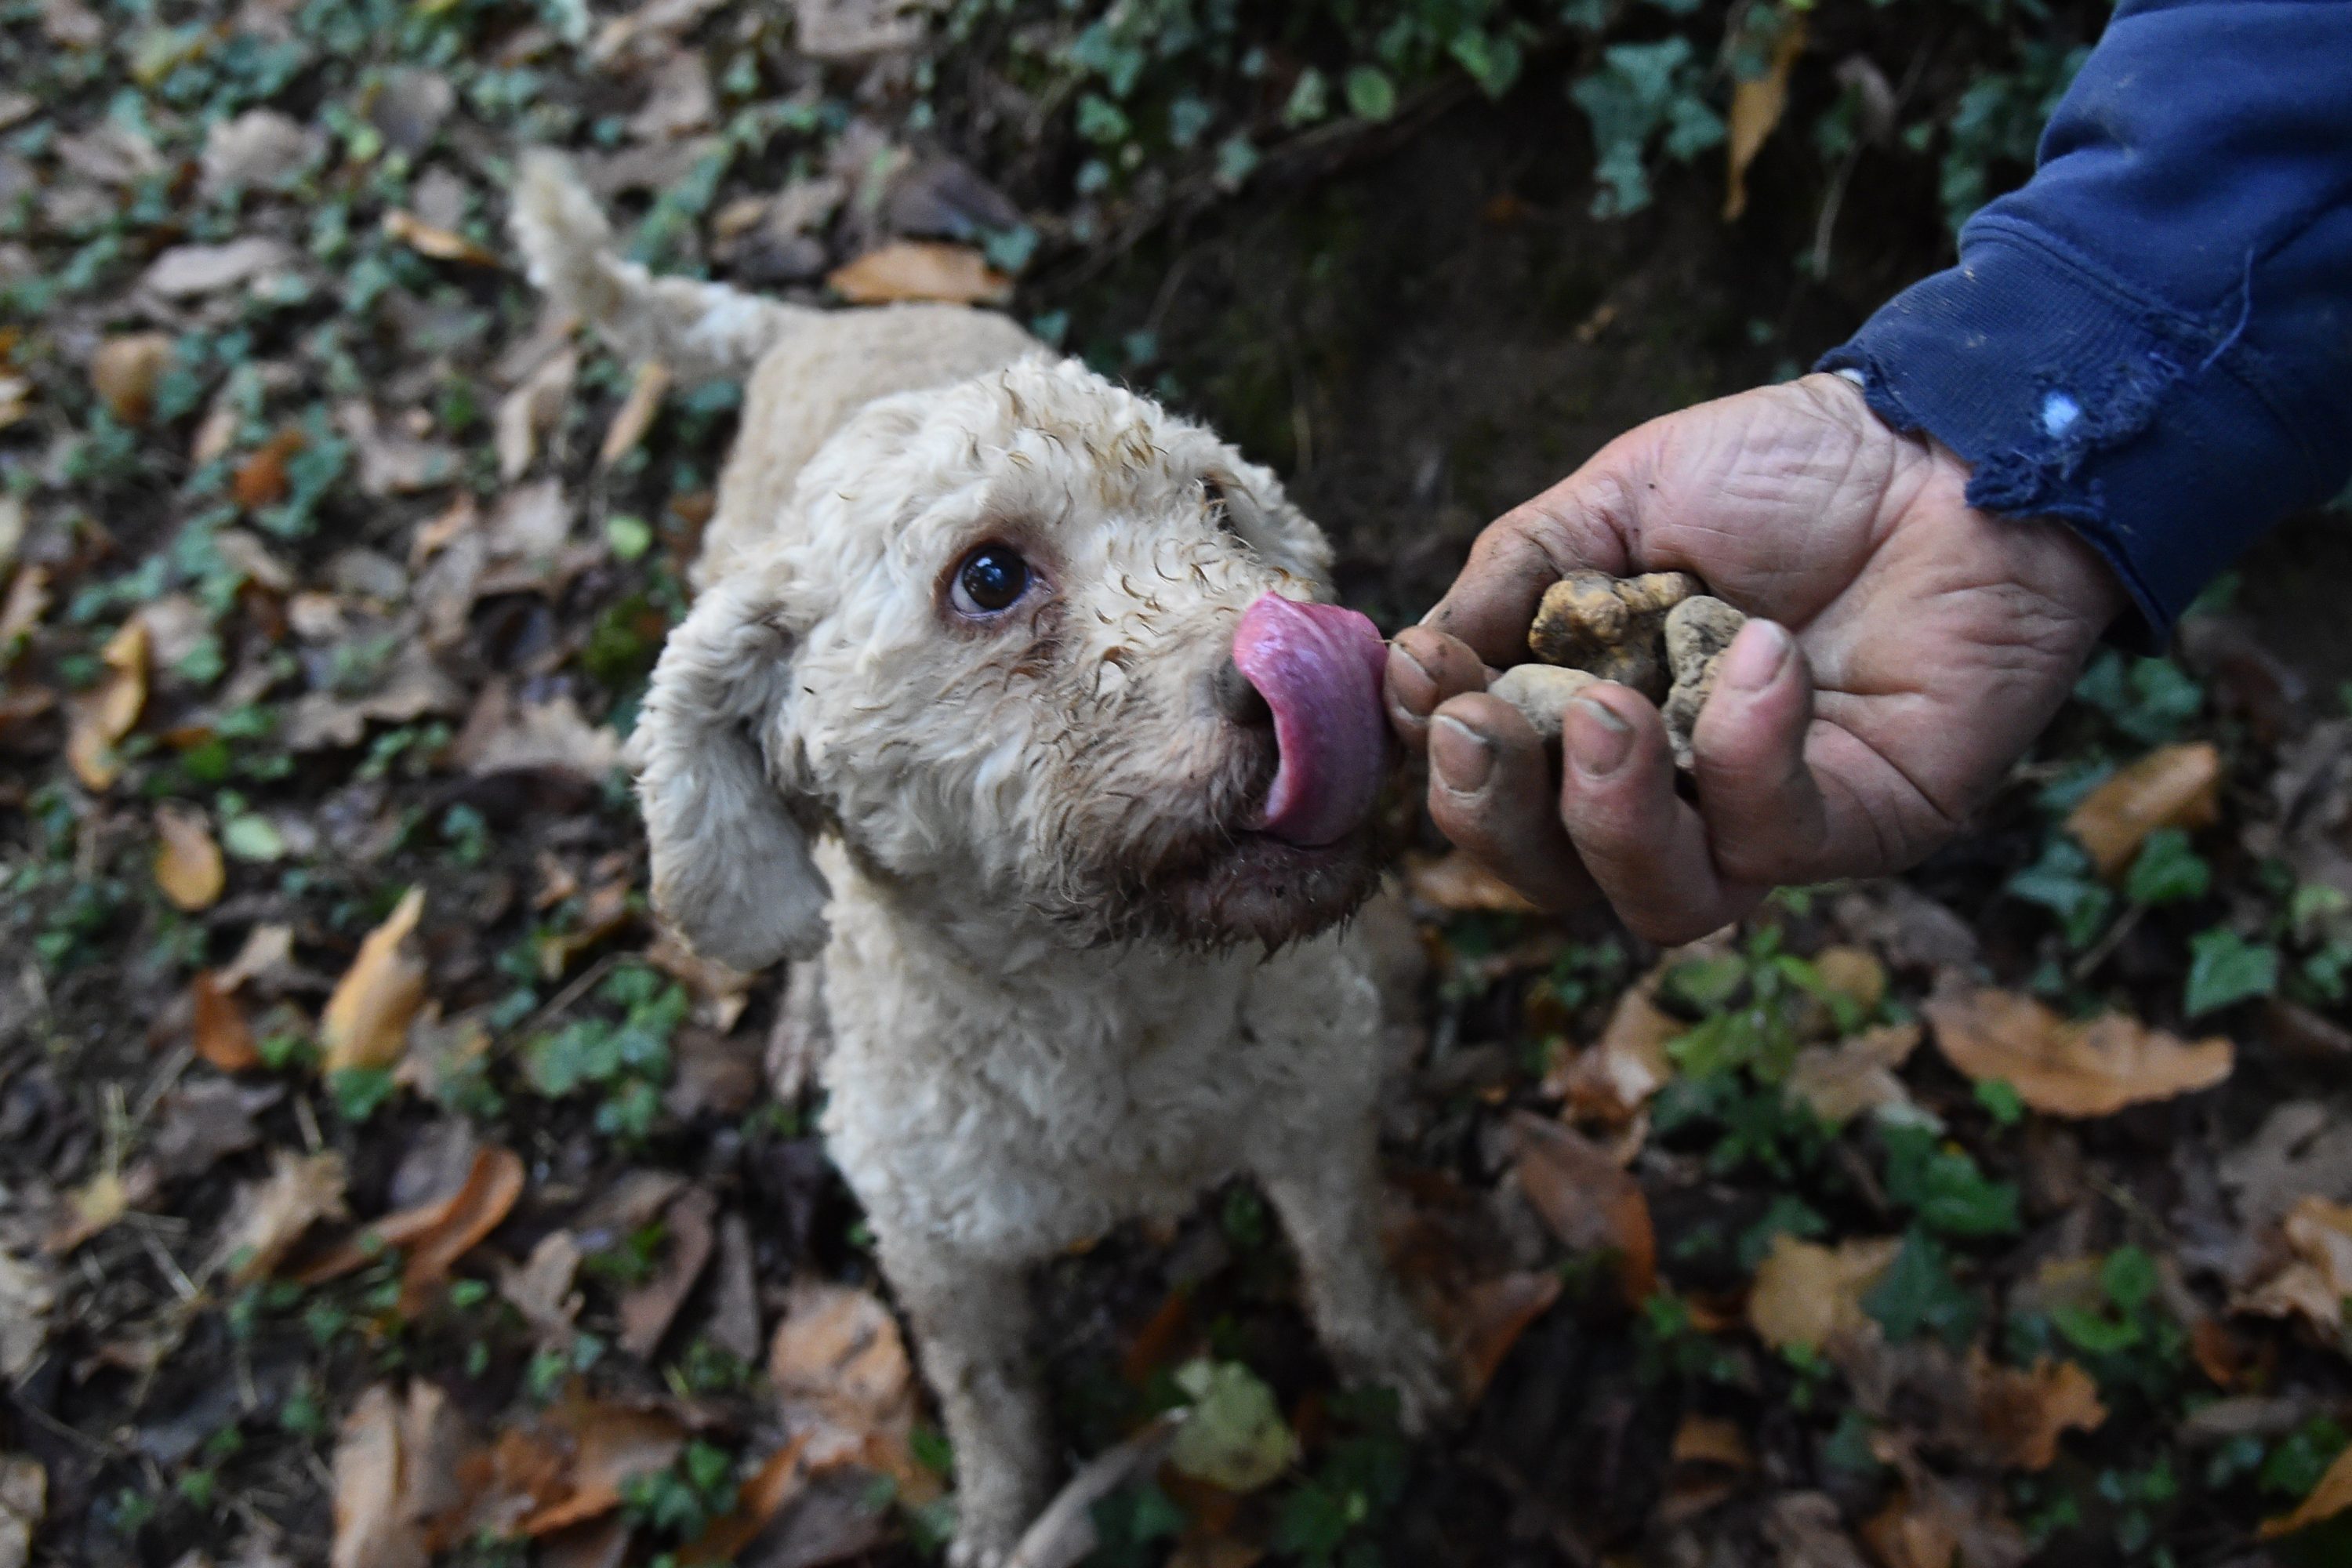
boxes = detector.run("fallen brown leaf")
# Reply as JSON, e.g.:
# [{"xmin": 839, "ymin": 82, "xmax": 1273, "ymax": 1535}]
[
  {"xmin": 2066, "ymin": 741, "xmax": 2222, "ymax": 878},
  {"xmin": 827, "ymin": 240, "xmax": 1011, "ymax": 305},
  {"xmin": 1722, "ymin": 16, "xmax": 1806, "ymax": 220},
  {"xmin": 1969, "ymin": 1352, "xmax": 2105, "ymax": 1471},
  {"xmin": 517, "ymin": 1400, "xmax": 687, "ymax": 1536},
  {"xmin": 496, "ymin": 347, "xmax": 578, "ymax": 481},
  {"xmin": 321, "ymin": 887, "xmax": 428, "ymax": 1073},
  {"xmin": 1746, "ymin": 1233, "xmax": 1900, "ymax": 1356},
  {"xmin": 598, "ymin": 361, "xmax": 670, "ymax": 466},
  {"xmin": 2263, "ymin": 1438, "xmax": 2352, "ymax": 1538},
  {"xmin": 89, "ymin": 331, "xmax": 174, "ymax": 424},
  {"xmin": 1004, "ymin": 1413, "xmax": 1185, "ymax": 1568},
  {"xmin": 1545, "ymin": 973, "xmax": 1679, "ymax": 1127},
  {"xmin": 154, "ymin": 802, "xmax": 226, "ymax": 911},
  {"xmin": 0, "ymin": 565, "xmax": 49, "ymax": 651},
  {"xmin": 618, "ymin": 1187, "xmax": 715, "ymax": 1358},
  {"xmin": 1784, "ymin": 1022, "xmax": 1922, "ymax": 1126},
  {"xmin": 1446, "ymin": 1270, "xmax": 1563, "ymax": 1403},
  {"xmin": 209, "ymin": 1148, "xmax": 349, "ymax": 1283},
  {"xmin": 2238, "ymin": 1195, "xmax": 2352, "ymax": 1335},
  {"xmin": 1404, "ymin": 849, "xmax": 1537, "ymax": 913},
  {"xmin": 1925, "ymin": 982, "xmax": 2232, "ymax": 1118},
  {"xmin": 1671, "ymin": 1414, "xmax": 1754, "ymax": 1470},
  {"xmin": 677, "ymin": 1435, "xmax": 809, "ymax": 1565},
  {"xmin": 0, "ymin": 1250, "xmax": 56, "ymax": 1381},
  {"xmin": 234, "ymin": 426, "xmax": 307, "ymax": 510},
  {"xmin": 299, "ymin": 1145, "xmax": 525, "ymax": 1316},
  {"xmin": 1508, "ymin": 1111, "xmax": 1656, "ymax": 1304},
  {"xmin": 768, "ymin": 1279, "xmax": 927, "ymax": 1490},
  {"xmin": 142, "ymin": 236, "xmax": 292, "ymax": 296},
  {"xmin": 498, "ymin": 1230, "xmax": 585, "ymax": 1340},
  {"xmin": 65, "ymin": 618, "xmax": 148, "ymax": 789},
  {"xmin": 383, "ymin": 209, "xmax": 503, "ymax": 267},
  {"xmin": 190, "ymin": 971, "xmax": 261, "ymax": 1072},
  {"xmin": 331, "ymin": 1385, "xmax": 426, "ymax": 1568},
  {"xmin": 1763, "ymin": 1493, "xmax": 1870, "ymax": 1568},
  {"xmin": 396, "ymin": 1145, "xmax": 524, "ymax": 1316},
  {"xmin": 44, "ymin": 1163, "xmax": 148, "ymax": 1254}
]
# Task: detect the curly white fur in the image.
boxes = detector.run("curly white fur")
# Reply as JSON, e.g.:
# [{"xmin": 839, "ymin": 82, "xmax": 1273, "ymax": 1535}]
[{"xmin": 514, "ymin": 154, "xmax": 1451, "ymax": 1566}]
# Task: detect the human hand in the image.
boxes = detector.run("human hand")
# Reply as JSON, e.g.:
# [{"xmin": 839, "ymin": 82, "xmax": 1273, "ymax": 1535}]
[{"xmin": 1386, "ymin": 374, "xmax": 2126, "ymax": 943}]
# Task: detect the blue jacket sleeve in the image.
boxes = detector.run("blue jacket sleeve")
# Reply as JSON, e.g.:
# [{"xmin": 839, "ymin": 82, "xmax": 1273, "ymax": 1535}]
[{"xmin": 1819, "ymin": 0, "xmax": 2352, "ymax": 644}]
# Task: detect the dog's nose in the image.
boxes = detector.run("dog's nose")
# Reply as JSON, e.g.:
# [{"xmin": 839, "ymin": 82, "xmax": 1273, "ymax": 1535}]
[{"xmin": 1211, "ymin": 655, "xmax": 1273, "ymax": 727}]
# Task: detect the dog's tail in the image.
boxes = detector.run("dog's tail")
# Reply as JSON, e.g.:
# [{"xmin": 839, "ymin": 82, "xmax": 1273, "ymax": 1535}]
[{"xmin": 510, "ymin": 149, "xmax": 805, "ymax": 383}]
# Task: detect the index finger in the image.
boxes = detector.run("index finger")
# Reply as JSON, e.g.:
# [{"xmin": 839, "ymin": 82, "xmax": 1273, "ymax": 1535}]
[{"xmin": 1421, "ymin": 445, "xmax": 1649, "ymax": 666}]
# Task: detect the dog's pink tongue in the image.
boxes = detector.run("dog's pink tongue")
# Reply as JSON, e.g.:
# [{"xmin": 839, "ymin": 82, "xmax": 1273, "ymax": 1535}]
[{"xmin": 1232, "ymin": 593, "xmax": 1390, "ymax": 847}]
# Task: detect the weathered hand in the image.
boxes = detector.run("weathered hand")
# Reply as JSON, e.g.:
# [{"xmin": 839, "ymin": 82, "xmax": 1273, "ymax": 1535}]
[{"xmin": 1386, "ymin": 374, "xmax": 2126, "ymax": 944}]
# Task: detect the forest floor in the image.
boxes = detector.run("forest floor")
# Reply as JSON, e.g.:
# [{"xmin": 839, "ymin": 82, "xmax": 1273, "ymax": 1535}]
[{"xmin": 5, "ymin": 2, "xmax": 2352, "ymax": 1567}]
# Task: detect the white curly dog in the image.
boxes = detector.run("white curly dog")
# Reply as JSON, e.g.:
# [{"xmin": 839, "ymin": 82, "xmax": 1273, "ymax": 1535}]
[{"xmin": 514, "ymin": 153, "xmax": 1454, "ymax": 1565}]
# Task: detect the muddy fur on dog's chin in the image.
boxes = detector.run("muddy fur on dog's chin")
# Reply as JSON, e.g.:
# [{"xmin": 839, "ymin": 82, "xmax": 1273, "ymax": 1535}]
[{"xmin": 514, "ymin": 151, "xmax": 1454, "ymax": 1568}]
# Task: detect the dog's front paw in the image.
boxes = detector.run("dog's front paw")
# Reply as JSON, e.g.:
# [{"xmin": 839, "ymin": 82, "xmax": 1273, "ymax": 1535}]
[{"xmin": 948, "ymin": 1480, "xmax": 1040, "ymax": 1568}]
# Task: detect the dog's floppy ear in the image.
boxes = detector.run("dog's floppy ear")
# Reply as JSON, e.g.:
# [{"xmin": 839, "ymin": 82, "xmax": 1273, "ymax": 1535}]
[{"xmin": 629, "ymin": 575, "xmax": 829, "ymax": 971}]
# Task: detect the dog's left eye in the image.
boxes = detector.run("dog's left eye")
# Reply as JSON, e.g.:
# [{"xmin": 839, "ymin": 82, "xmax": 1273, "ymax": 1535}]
[{"xmin": 952, "ymin": 544, "xmax": 1031, "ymax": 615}]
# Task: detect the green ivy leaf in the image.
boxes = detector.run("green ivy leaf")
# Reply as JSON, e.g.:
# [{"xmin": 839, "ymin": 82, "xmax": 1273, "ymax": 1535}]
[
  {"xmin": 2006, "ymin": 837, "xmax": 2114, "ymax": 949},
  {"xmin": 2125, "ymin": 827, "xmax": 2210, "ymax": 906},
  {"xmin": 2185, "ymin": 927, "xmax": 2280, "ymax": 1018},
  {"xmin": 1879, "ymin": 1125, "xmax": 2020, "ymax": 1239},
  {"xmin": 1345, "ymin": 65, "xmax": 1397, "ymax": 122},
  {"xmin": 1864, "ymin": 1229, "xmax": 1980, "ymax": 1348}
]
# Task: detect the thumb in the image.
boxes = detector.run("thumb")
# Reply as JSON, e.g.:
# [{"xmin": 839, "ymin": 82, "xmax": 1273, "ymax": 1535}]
[{"xmin": 1422, "ymin": 430, "xmax": 1658, "ymax": 667}]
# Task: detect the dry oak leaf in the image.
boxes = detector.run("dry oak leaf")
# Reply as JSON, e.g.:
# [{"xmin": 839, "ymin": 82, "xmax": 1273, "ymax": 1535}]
[
  {"xmin": 191, "ymin": 971, "xmax": 261, "ymax": 1071},
  {"xmin": 1546, "ymin": 973, "xmax": 1679, "ymax": 1127},
  {"xmin": 383, "ymin": 209, "xmax": 503, "ymax": 267},
  {"xmin": 321, "ymin": 887, "xmax": 428, "ymax": 1073},
  {"xmin": 2066, "ymin": 741, "xmax": 2222, "ymax": 879},
  {"xmin": 1785, "ymin": 1022, "xmax": 1922, "ymax": 1127},
  {"xmin": 1746, "ymin": 1233, "xmax": 1901, "ymax": 1356},
  {"xmin": 827, "ymin": 241, "xmax": 1011, "ymax": 306},
  {"xmin": 142, "ymin": 236, "xmax": 292, "ymax": 297},
  {"xmin": 1968, "ymin": 1352, "xmax": 2105, "ymax": 1471},
  {"xmin": 154, "ymin": 802, "xmax": 225, "ymax": 911},
  {"xmin": 768, "ymin": 1279, "xmax": 932, "ymax": 1495},
  {"xmin": 65, "ymin": 618, "xmax": 148, "ymax": 789},
  {"xmin": 1405, "ymin": 848, "xmax": 1538, "ymax": 913},
  {"xmin": 2263, "ymin": 1439, "xmax": 2352, "ymax": 1539},
  {"xmin": 1508, "ymin": 1110, "xmax": 1657, "ymax": 1304},
  {"xmin": 1722, "ymin": 14, "xmax": 1805, "ymax": 221},
  {"xmin": 89, "ymin": 331, "xmax": 175, "ymax": 424},
  {"xmin": 1925, "ymin": 982, "xmax": 2231, "ymax": 1119},
  {"xmin": 2236, "ymin": 1195, "xmax": 2352, "ymax": 1335},
  {"xmin": 209, "ymin": 1147, "xmax": 349, "ymax": 1283}
]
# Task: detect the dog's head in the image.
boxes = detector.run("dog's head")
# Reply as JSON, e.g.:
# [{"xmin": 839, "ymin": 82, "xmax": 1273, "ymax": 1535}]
[{"xmin": 631, "ymin": 354, "xmax": 1392, "ymax": 970}]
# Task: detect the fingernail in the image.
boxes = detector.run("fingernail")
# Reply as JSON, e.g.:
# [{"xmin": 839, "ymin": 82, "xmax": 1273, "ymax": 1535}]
[
  {"xmin": 1567, "ymin": 698, "xmax": 1632, "ymax": 775},
  {"xmin": 1721, "ymin": 620, "xmax": 1791, "ymax": 692},
  {"xmin": 1430, "ymin": 716, "xmax": 1494, "ymax": 792},
  {"xmin": 1390, "ymin": 636, "xmax": 1432, "ymax": 684}
]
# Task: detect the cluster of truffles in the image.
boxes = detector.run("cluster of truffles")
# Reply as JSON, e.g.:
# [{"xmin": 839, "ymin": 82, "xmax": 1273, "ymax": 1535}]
[{"xmin": 1489, "ymin": 571, "xmax": 1747, "ymax": 770}]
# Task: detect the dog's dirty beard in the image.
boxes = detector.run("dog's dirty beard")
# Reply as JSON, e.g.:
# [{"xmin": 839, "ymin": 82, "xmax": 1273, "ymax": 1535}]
[{"xmin": 1022, "ymin": 706, "xmax": 1384, "ymax": 951}]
